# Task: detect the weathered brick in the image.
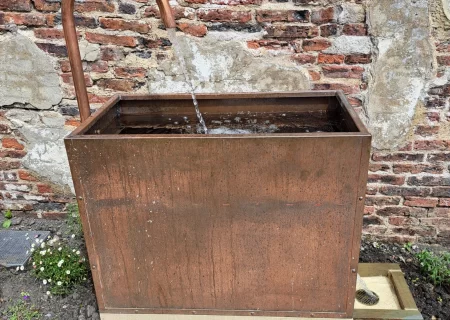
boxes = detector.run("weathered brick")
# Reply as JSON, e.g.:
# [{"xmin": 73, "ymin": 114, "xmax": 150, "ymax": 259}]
[
  {"xmin": 96, "ymin": 79, "xmax": 136, "ymax": 92},
  {"xmin": 86, "ymin": 32, "xmax": 137, "ymax": 47},
  {"xmin": 0, "ymin": 124, "xmax": 11, "ymax": 134},
  {"xmin": 342, "ymin": 23, "xmax": 367, "ymax": 36},
  {"xmin": 65, "ymin": 119, "xmax": 81, "ymax": 127},
  {"xmin": 363, "ymin": 215, "xmax": 383, "ymax": 226},
  {"xmin": 32, "ymin": 0, "xmax": 60, "ymax": 12},
  {"xmin": 37, "ymin": 184, "xmax": 52, "ymax": 194},
  {"xmin": 322, "ymin": 65, "xmax": 364, "ymax": 78},
  {"xmin": 308, "ymin": 69, "xmax": 321, "ymax": 81},
  {"xmin": 428, "ymin": 153, "xmax": 450, "ymax": 162},
  {"xmin": 75, "ymin": 1, "xmax": 115, "ymax": 13},
  {"xmin": 404, "ymin": 197, "xmax": 439, "ymax": 208},
  {"xmin": 438, "ymin": 198, "xmax": 450, "ymax": 207},
  {"xmin": 437, "ymin": 55, "xmax": 450, "ymax": 66},
  {"xmin": 119, "ymin": 2, "xmax": 136, "ymax": 14},
  {"xmin": 376, "ymin": 206, "xmax": 410, "ymax": 217},
  {"xmin": 74, "ymin": 15, "xmax": 98, "ymax": 28},
  {"xmin": 414, "ymin": 125, "xmax": 440, "ymax": 136},
  {"xmin": 366, "ymin": 186, "xmax": 378, "ymax": 195},
  {"xmin": 318, "ymin": 53, "xmax": 344, "ymax": 64},
  {"xmin": 320, "ymin": 24, "xmax": 338, "ymax": 37},
  {"xmin": 408, "ymin": 176, "xmax": 450, "ymax": 186},
  {"xmin": 344, "ymin": 54, "xmax": 372, "ymax": 64},
  {"xmin": 292, "ymin": 53, "xmax": 316, "ymax": 64},
  {"xmin": 425, "ymin": 96, "xmax": 446, "ymax": 108},
  {"xmin": 388, "ymin": 216, "xmax": 417, "ymax": 226},
  {"xmin": 372, "ymin": 152, "xmax": 424, "ymax": 162},
  {"xmin": 2, "ymin": 138, "xmax": 24, "ymax": 150},
  {"xmin": 36, "ymin": 43, "xmax": 67, "ymax": 57},
  {"xmin": 61, "ymin": 73, "xmax": 93, "ymax": 87},
  {"xmin": 364, "ymin": 206, "xmax": 375, "ymax": 215},
  {"xmin": 114, "ymin": 67, "xmax": 147, "ymax": 79},
  {"xmin": 178, "ymin": 23, "xmax": 207, "ymax": 37},
  {"xmin": 369, "ymin": 163, "xmax": 390, "ymax": 172},
  {"xmin": 3, "ymin": 150, "xmax": 27, "ymax": 158},
  {"xmin": 367, "ymin": 174, "xmax": 405, "ymax": 185},
  {"xmin": 264, "ymin": 25, "xmax": 319, "ymax": 39},
  {"xmin": 0, "ymin": 12, "xmax": 46, "ymax": 26},
  {"xmin": 0, "ymin": 161, "xmax": 20, "ymax": 171},
  {"xmin": 365, "ymin": 196, "xmax": 401, "ymax": 206},
  {"xmin": 379, "ymin": 186, "xmax": 430, "ymax": 197},
  {"xmin": 414, "ymin": 140, "xmax": 450, "ymax": 151},
  {"xmin": 303, "ymin": 38, "xmax": 331, "ymax": 51},
  {"xmin": 144, "ymin": 5, "xmax": 195, "ymax": 20},
  {"xmin": 198, "ymin": 9, "xmax": 251, "ymax": 23},
  {"xmin": 426, "ymin": 111, "xmax": 440, "ymax": 121},
  {"xmin": 311, "ymin": 7, "xmax": 338, "ymax": 24},
  {"xmin": 211, "ymin": 0, "xmax": 262, "ymax": 4},
  {"xmin": 430, "ymin": 187, "xmax": 450, "ymax": 197},
  {"xmin": 393, "ymin": 163, "xmax": 443, "ymax": 174},
  {"xmin": 0, "ymin": 0, "xmax": 31, "ymax": 12},
  {"xmin": 99, "ymin": 18, "xmax": 150, "ymax": 34},
  {"xmin": 100, "ymin": 47, "xmax": 125, "ymax": 61},
  {"xmin": 247, "ymin": 40, "xmax": 290, "ymax": 50},
  {"xmin": 1, "ymin": 172, "xmax": 18, "ymax": 181},
  {"xmin": 18, "ymin": 170, "xmax": 37, "ymax": 181},
  {"xmin": 391, "ymin": 226, "xmax": 437, "ymax": 237},
  {"xmin": 256, "ymin": 10, "xmax": 310, "ymax": 23},
  {"xmin": 313, "ymin": 83, "xmax": 359, "ymax": 94},
  {"xmin": 34, "ymin": 28, "xmax": 65, "ymax": 39}
]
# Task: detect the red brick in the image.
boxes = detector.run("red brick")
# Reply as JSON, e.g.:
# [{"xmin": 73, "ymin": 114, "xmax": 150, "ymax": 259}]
[
  {"xmin": 197, "ymin": 9, "xmax": 251, "ymax": 23},
  {"xmin": 345, "ymin": 54, "xmax": 372, "ymax": 64},
  {"xmin": 364, "ymin": 206, "xmax": 375, "ymax": 215},
  {"xmin": 320, "ymin": 24, "xmax": 338, "ymax": 37},
  {"xmin": 428, "ymin": 153, "xmax": 450, "ymax": 162},
  {"xmin": 88, "ymin": 61, "xmax": 109, "ymax": 73},
  {"xmin": 34, "ymin": 28, "xmax": 65, "ymax": 40},
  {"xmin": 256, "ymin": 10, "xmax": 310, "ymax": 23},
  {"xmin": 363, "ymin": 215, "xmax": 383, "ymax": 226},
  {"xmin": 3, "ymin": 150, "xmax": 27, "ymax": 158},
  {"xmin": 62, "ymin": 119, "xmax": 79, "ymax": 127},
  {"xmin": 393, "ymin": 163, "xmax": 443, "ymax": 174},
  {"xmin": 379, "ymin": 186, "xmax": 431, "ymax": 197},
  {"xmin": 318, "ymin": 53, "xmax": 344, "ymax": 64},
  {"xmin": 311, "ymin": 7, "xmax": 338, "ymax": 24},
  {"xmin": 86, "ymin": 32, "xmax": 137, "ymax": 47},
  {"xmin": 178, "ymin": 23, "xmax": 207, "ymax": 37},
  {"xmin": 372, "ymin": 152, "xmax": 424, "ymax": 162},
  {"xmin": 437, "ymin": 56, "xmax": 450, "ymax": 66},
  {"xmin": 0, "ymin": 124, "xmax": 11, "ymax": 134},
  {"xmin": 2, "ymin": 138, "xmax": 24, "ymax": 150},
  {"xmin": 376, "ymin": 206, "xmax": 410, "ymax": 217},
  {"xmin": 247, "ymin": 40, "xmax": 290, "ymax": 50},
  {"xmin": 322, "ymin": 65, "xmax": 364, "ymax": 78},
  {"xmin": 439, "ymin": 198, "xmax": 450, "ymax": 207},
  {"xmin": 388, "ymin": 216, "xmax": 417, "ymax": 226},
  {"xmin": 347, "ymin": 96, "xmax": 362, "ymax": 107},
  {"xmin": 365, "ymin": 196, "xmax": 401, "ymax": 206},
  {"xmin": 0, "ymin": 161, "xmax": 20, "ymax": 171},
  {"xmin": 414, "ymin": 125, "xmax": 440, "ymax": 137},
  {"xmin": 210, "ymin": 0, "xmax": 262, "ymax": 4},
  {"xmin": 0, "ymin": 0, "xmax": 31, "ymax": 12},
  {"xmin": 36, "ymin": 43, "xmax": 67, "ymax": 57},
  {"xmin": 144, "ymin": 5, "xmax": 195, "ymax": 20},
  {"xmin": 264, "ymin": 25, "xmax": 319, "ymax": 39},
  {"xmin": 100, "ymin": 47, "xmax": 125, "ymax": 61},
  {"xmin": 313, "ymin": 83, "xmax": 359, "ymax": 94},
  {"xmin": 426, "ymin": 111, "xmax": 440, "ymax": 121},
  {"xmin": 342, "ymin": 23, "xmax": 367, "ymax": 36},
  {"xmin": 75, "ymin": 1, "xmax": 115, "ymax": 13},
  {"xmin": 392, "ymin": 226, "xmax": 437, "ymax": 237},
  {"xmin": 32, "ymin": 0, "xmax": 60, "ymax": 12},
  {"xmin": 366, "ymin": 186, "xmax": 378, "ymax": 195},
  {"xmin": 408, "ymin": 176, "xmax": 450, "ymax": 186},
  {"xmin": 369, "ymin": 163, "xmax": 390, "ymax": 172},
  {"xmin": 431, "ymin": 187, "xmax": 450, "ymax": 197},
  {"xmin": 37, "ymin": 184, "xmax": 52, "ymax": 194},
  {"xmin": 308, "ymin": 70, "xmax": 321, "ymax": 81},
  {"xmin": 88, "ymin": 94, "xmax": 110, "ymax": 104},
  {"xmin": 292, "ymin": 53, "xmax": 316, "ymax": 64},
  {"xmin": 0, "ymin": 12, "xmax": 46, "ymax": 26},
  {"xmin": 61, "ymin": 73, "xmax": 93, "ymax": 87},
  {"xmin": 367, "ymin": 174, "xmax": 405, "ymax": 185},
  {"xmin": 404, "ymin": 197, "xmax": 438, "ymax": 208},
  {"xmin": 414, "ymin": 140, "xmax": 450, "ymax": 151},
  {"xmin": 303, "ymin": 38, "xmax": 331, "ymax": 51},
  {"xmin": 114, "ymin": 67, "xmax": 147, "ymax": 79},
  {"xmin": 99, "ymin": 17, "xmax": 150, "ymax": 34},
  {"xmin": 185, "ymin": 0, "xmax": 207, "ymax": 3},
  {"xmin": 18, "ymin": 170, "xmax": 37, "ymax": 181},
  {"xmin": 96, "ymin": 79, "xmax": 136, "ymax": 92}
]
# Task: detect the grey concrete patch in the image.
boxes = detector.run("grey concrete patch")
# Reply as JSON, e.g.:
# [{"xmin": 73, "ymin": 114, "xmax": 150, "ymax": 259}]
[
  {"xmin": 0, "ymin": 230, "xmax": 50, "ymax": 267},
  {"xmin": 366, "ymin": 0, "xmax": 434, "ymax": 150},
  {"xmin": 0, "ymin": 34, "xmax": 62, "ymax": 110},
  {"xmin": 324, "ymin": 36, "xmax": 372, "ymax": 55},
  {"xmin": 5, "ymin": 109, "xmax": 73, "ymax": 191},
  {"xmin": 148, "ymin": 37, "xmax": 310, "ymax": 94}
]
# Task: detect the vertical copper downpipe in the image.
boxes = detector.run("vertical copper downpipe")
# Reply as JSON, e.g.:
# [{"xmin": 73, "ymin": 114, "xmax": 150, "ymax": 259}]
[
  {"xmin": 61, "ymin": 0, "xmax": 91, "ymax": 123},
  {"xmin": 61, "ymin": 0, "xmax": 177, "ymax": 122}
]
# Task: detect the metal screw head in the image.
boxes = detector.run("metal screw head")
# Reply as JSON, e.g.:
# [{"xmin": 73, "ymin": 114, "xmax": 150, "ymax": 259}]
[
  {"xmin": 92, "ymin": 265, "xmax": 96, "ymax": 269},
  {"xmin": 78, "ymin": 196, "xmax": 83, "ymax": 200},
  {"xmin": 250, "ymin": 312, "xmax": 255, "ymax": 316},
  {"xmin": 351, "ymin": 268, "xmax": 356, "ymax": 273},
  {"xmin": 358, "ymin": 196, "xmax": 363, "ymax": 201}
]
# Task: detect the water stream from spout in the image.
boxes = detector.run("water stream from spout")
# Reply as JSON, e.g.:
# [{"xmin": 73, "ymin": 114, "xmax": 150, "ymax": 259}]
[{"xmin": 167, "ymin": 28, "xmax": 208, "ymax": 134}]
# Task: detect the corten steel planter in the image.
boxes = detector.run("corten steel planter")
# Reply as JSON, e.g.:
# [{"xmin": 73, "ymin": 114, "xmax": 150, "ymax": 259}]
[
  {"xmin": 62, "ymin": 1, "xmax": 371, "ymax": 319},
  {"xmin": 64, "ymin": 92, "xmax": 371, "ymax": 319}
]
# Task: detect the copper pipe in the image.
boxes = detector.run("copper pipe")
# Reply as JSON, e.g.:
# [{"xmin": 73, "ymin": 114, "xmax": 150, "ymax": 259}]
[
  {"xmin": 61, "ymin": 0, "xmax": 91, "ymax": 122},
  {"xmin": 156, "ymin": 0, "xmax": 177, "ymax": 29},
  {"xmin": 61, "ymin": 0, "xmax": 176, "ymax": 122}
]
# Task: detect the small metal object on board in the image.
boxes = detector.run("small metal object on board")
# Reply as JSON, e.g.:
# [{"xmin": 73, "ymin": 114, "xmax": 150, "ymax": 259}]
[{"xmin": 0, "ymin": 230, "xmax": 50, "ymax": 267}]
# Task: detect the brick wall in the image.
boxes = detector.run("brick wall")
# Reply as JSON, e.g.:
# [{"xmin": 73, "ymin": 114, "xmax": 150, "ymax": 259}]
[{"xmin": 0, "ymin": 0, "xmax": 449, "ymax": 244}]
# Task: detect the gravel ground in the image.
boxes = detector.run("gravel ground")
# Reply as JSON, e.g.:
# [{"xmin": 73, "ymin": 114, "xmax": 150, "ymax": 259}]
[{"xmin": 0, "ymin": 216, "xmax": 448, "ymax": 319}]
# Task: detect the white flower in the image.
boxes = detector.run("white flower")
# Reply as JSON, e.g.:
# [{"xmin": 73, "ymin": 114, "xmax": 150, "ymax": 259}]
[
  {"xmin": 71, "ymin": 234, "xmax": 75, "ymax": 238},
  {"xmin": 32, "ymin": 262, "xmax": 36, "ymax": 266},
  {"xmin": 83, "ymin": 277, "xmax": 86, "ymax": 281},
  {"xmin": 40, "ymin": 242, "xmax": 45, "ymax": 248},
  {"xmin": 40, "ymin": 267, "xmax": 44, "ymax": 272},
  {"xmin": 40, "ymin": 250, "xmax": 46, "ymax": 256},
  {"xmin": 76, "ymin": 251, "xmax": 80, "ymax": 255},
  {"xmin": 72, "ymin": 249, "xmax": 76, "ymax": 253},
  {"xmin": 30, "ymin": 248, "xmax": 35, "ymax": 253},
  {"xmin": 57, "ymin": 260, "xmax": 64, "ymax": 267},
  {"xmin": 43, "ymin": 280, "xmax": 47, "ymax": 285},
  {"xmin": 39, "ymin": 239, "xmax": 44, "ymax": 243},
  {"xmin": 35, "ymin": 239, "xmax": 40, "ymax": 244},
  {"xmin": 66, "ymin": 270, "xmax": 71, "ymax": 275},
  {"xmin": 46, "ymin": 291, "xmax": 51, "ymax": 295},
  {"xmin": 20, "ymin": 266, "xmax": 24, "ymax": 271},
  {"xmin": 57, "ymin": 281, "xmax": 62, "ymax": 286},
  {"xmin": 16, "ymin": 267, "xmax": 20, "ymax": 271},
  {"xmin": 58, "ymin": 247, "xmax": 62, "ymax": 251},
  {"xmin": 31, "ymin": 244, "xmax": 35, "ymax": 248},
  {"xmin": 39, "ymin": 261, "xmax": 42, "ymax": 265},
  {"xmin": 48, "ymin": 279, "xmax": 51, "ymax": 283},
  {"xmin": 26, "ymin": 251, "xmax": 29, "ymax": 254}
]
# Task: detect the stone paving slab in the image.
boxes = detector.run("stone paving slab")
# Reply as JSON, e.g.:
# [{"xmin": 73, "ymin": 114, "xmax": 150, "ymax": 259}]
[{"xmin": 0, "ymin": 230, "xmax": 50, "ymax": 267}]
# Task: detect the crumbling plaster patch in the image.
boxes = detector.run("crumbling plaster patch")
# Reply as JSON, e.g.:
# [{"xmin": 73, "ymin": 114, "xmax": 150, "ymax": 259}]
[
  {"xmin": 366, "ymin": 0, "xmax": 435, "ymax": 150},
  {"xmin": 148, "ymin": 32, "xmax": 311, "ymax": 93},
  {"xmin": 0, "ymin": 33, "xmax": 62, "ymax": 110}
]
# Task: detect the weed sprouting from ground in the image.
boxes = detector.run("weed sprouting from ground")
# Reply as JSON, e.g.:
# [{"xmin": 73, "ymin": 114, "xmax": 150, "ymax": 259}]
[
  {"xmin": 416, "ymin": 249, "xmax": 450, "ymax": 286},
  {"xmin": 2, "ymin": 293, "xmax": 42, "ymax": 320},
  {"xmin": 66, "ymin": 203, "xmax": 83, "ymax": 237}
]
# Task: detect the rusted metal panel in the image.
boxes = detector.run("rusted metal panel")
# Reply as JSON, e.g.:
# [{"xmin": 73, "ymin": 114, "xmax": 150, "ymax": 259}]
[{"xmin": 65, "ymin": 91, "xmax": 371, "ymax": 318}]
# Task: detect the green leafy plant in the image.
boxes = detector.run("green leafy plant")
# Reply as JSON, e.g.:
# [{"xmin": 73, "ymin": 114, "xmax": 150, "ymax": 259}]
[
  {"xmin": 66, "ymin": 203, "xmax": 83, "ymax": 237},
  {"xmin": 31, "ymin": 238, "xmax": 88, "ymax": 295},
  {"xmin": 403, "ymin": 242, "xmax": 413, "ymax": 253},
  {"xmin": 3, "ymin": 209, "xmax": 13, "ymax": 228},
  {"xmin": 2, "ymin": 293, "xmax": 41, "ymax": 320},
  {"xmin": 416, "ymin": 249, "xmax": 450, "ymax": 286}
]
